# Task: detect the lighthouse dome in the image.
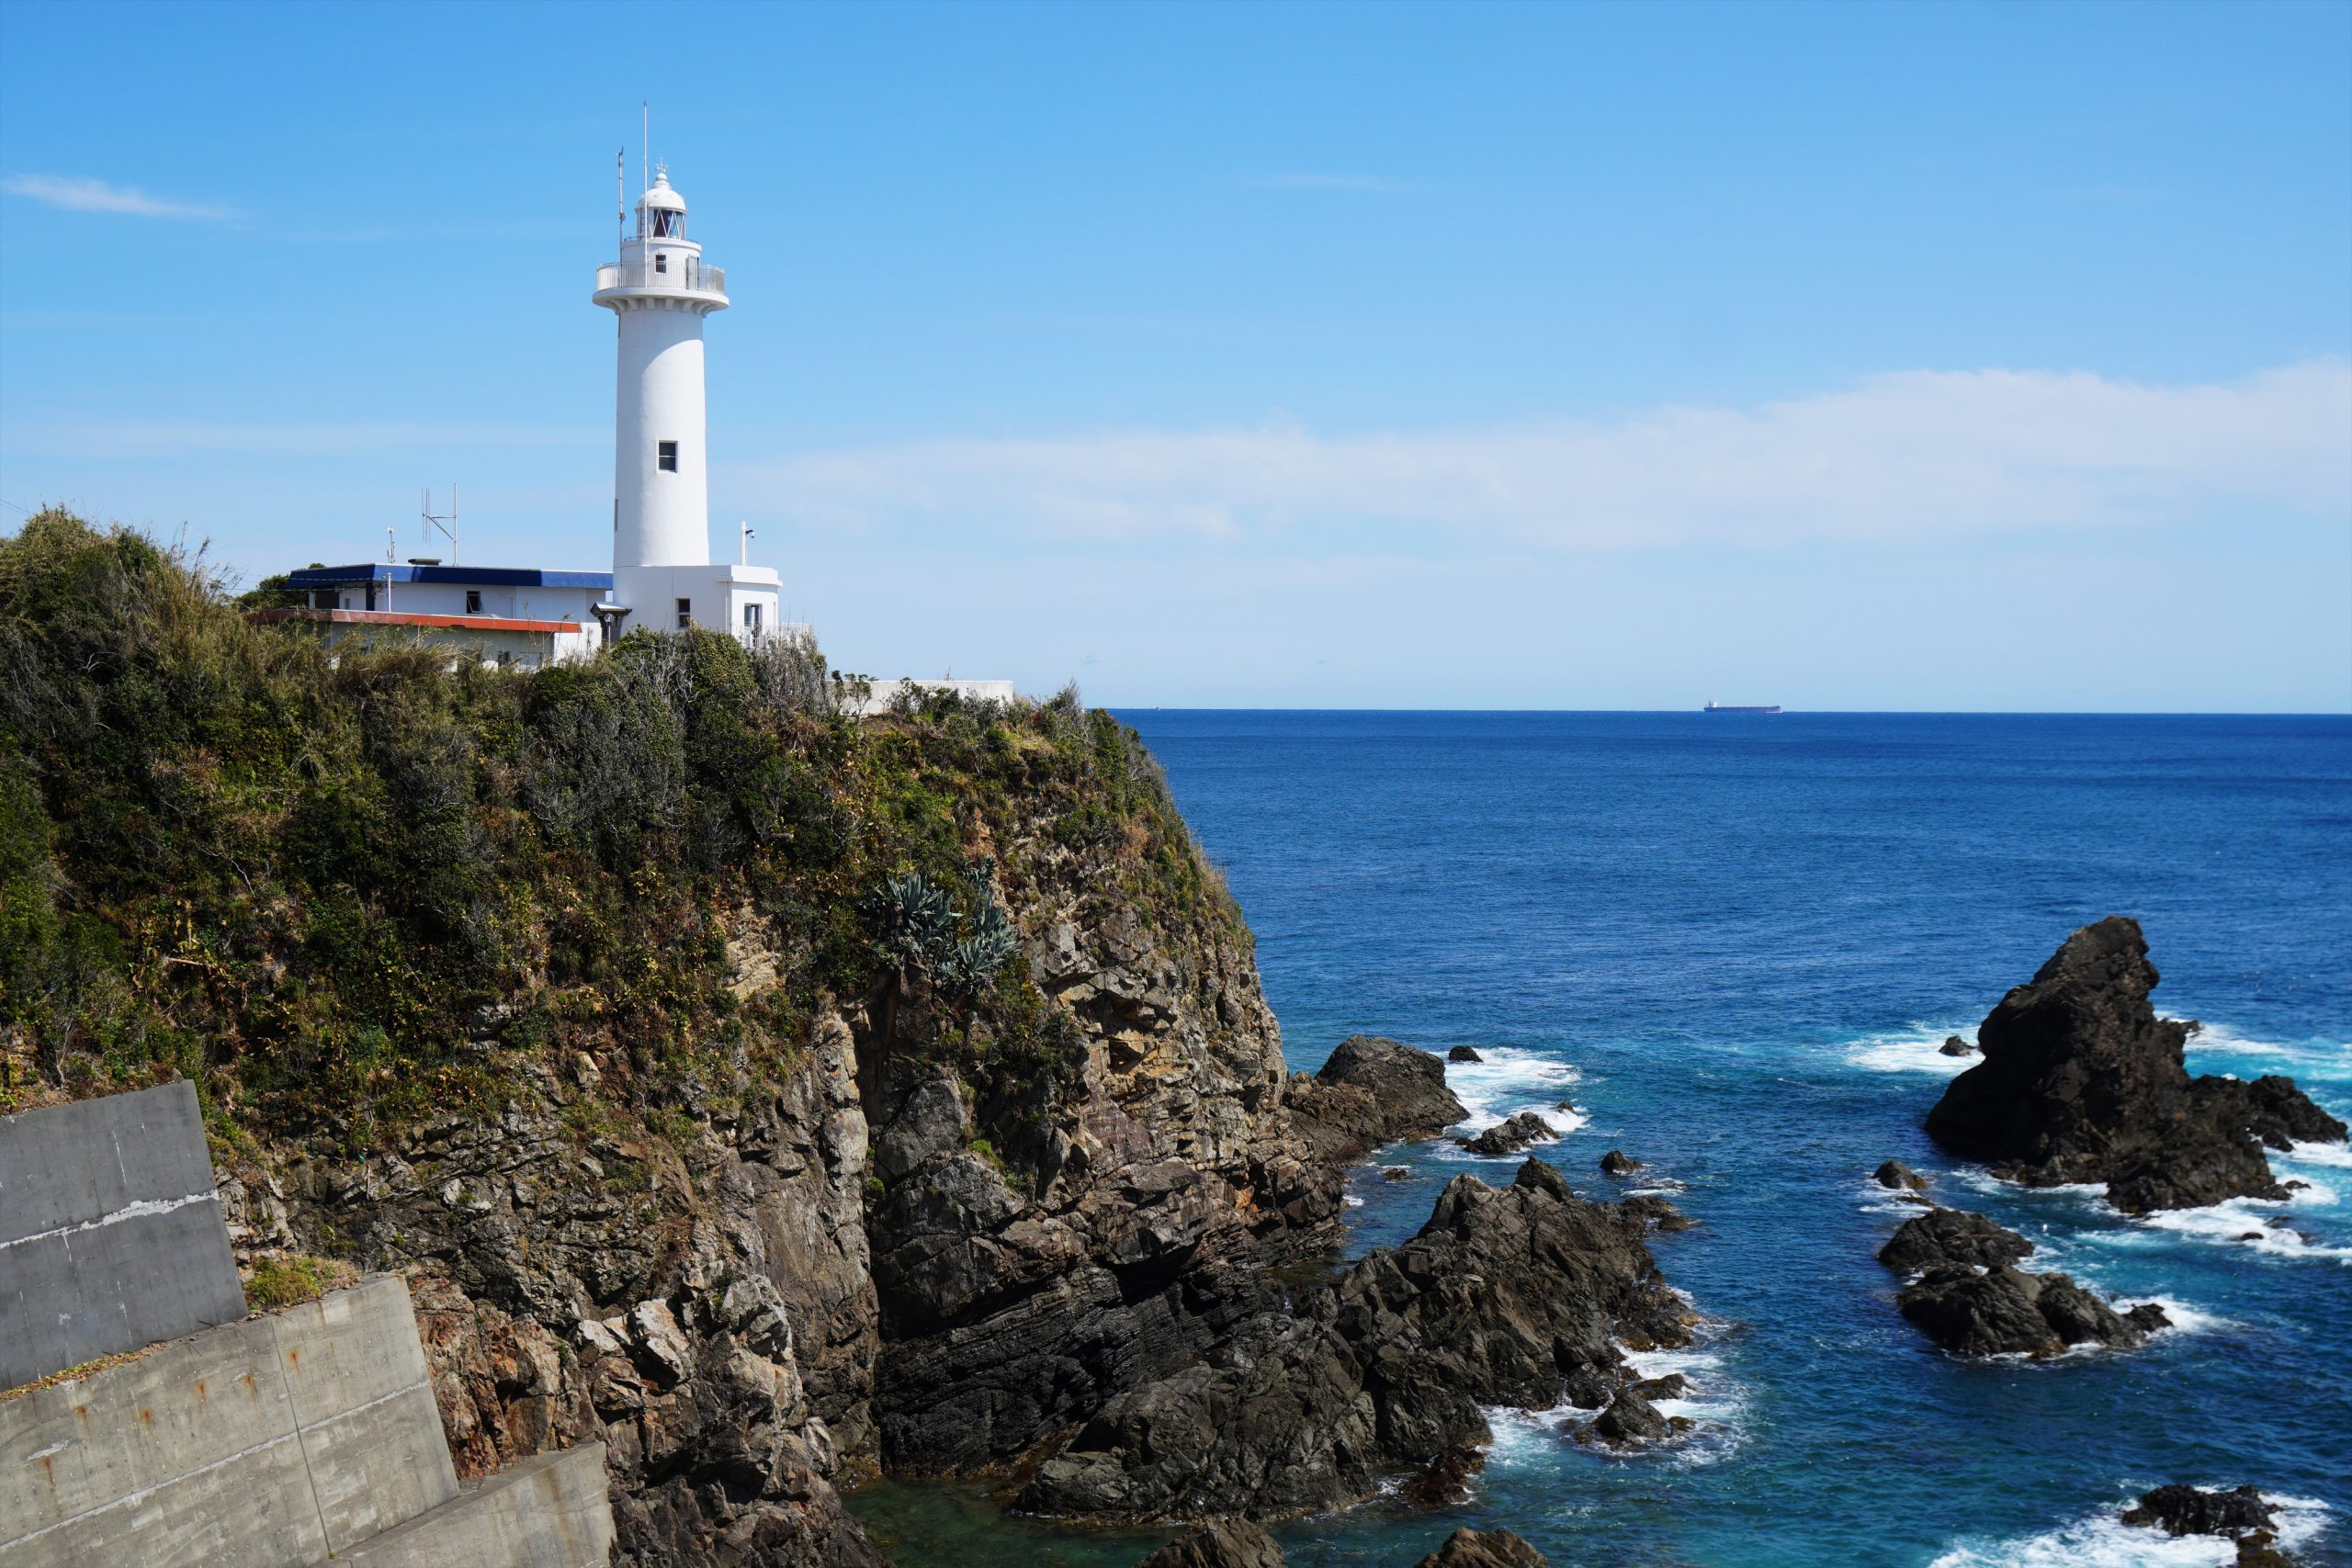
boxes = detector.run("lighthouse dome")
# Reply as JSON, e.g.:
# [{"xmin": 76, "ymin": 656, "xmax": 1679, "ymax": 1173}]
[{"xmin": 640, "ymin": 168, "xmax": 686, "ymax": 212}]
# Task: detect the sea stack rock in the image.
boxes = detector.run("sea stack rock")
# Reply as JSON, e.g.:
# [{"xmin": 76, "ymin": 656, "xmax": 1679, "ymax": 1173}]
[
  {"xmin": 1939, "ymin": 1035, "xmax": 1975, "ymax": 1056},
  {"xmin": 1448, "ymin": 1045, "xmax": 1484, "ymax": 1064},
  {"xmin": 1924, "ymin": 918, "xmax": 2346, "ymax": 1213},
  {"xmin": 1287, "ymin": 1035, "xmax": 1469, "ymax": 1164},
  {"xmin": 1599, "ymin": 1150, "xmax": 1643, "ymax": 1176}
]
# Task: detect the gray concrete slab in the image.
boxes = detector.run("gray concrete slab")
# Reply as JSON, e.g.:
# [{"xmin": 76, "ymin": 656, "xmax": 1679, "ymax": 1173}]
[
  {"xmin": 0, "ymin": 1080, "xmax": 244, "ymax": 1388},
  {"xmin": 335, "ymin": 1445, "xmax": 615, "ymax": 1568}
]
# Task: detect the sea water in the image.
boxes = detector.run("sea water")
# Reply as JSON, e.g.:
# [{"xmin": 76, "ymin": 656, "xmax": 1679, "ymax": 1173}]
[{"xmin": 849, "ymin": 712, "xmax": 2351, "ymax": 1568}]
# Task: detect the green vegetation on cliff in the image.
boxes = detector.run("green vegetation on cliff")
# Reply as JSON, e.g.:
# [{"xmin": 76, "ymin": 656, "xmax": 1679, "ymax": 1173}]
[{"xmin": 0, "ymin": 510, "xmax": 1234, "ymax": 1150}]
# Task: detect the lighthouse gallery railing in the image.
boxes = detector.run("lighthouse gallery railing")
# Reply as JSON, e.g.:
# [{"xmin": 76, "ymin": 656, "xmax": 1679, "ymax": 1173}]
[{"xmin": 594, "ymin": 260, "xmax": 726, "ymax": 295}]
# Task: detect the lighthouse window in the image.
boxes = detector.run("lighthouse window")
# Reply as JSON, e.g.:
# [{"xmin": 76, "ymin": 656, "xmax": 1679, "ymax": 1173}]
[
  {"xmin": 743, "ymin": 603, "xmax": 763, "ymax": 633},
  {"xmin": 657, "ymin": 440, "xmax": 678, "ymax": 471},
  {"xmin": 675, "ymin": 598, "xmax": 693, "ymax": 629},
  {"xmin": 654, "ymin": 253, "xmax": 667, "ymax": 274}
]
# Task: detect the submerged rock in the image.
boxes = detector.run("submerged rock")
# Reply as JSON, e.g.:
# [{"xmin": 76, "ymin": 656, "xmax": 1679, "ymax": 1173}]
[
  {"xmin": 1457, "ymin": 1111, "xmax": 1557, "ymax": 1156},
  {"xmin": 1017, "ymin": 1160, "xmax": 1694, "ymax": 1522},
  {"xmin": 1134, "ymin": 1518, "xmax": 1287, "ymax": 1568},
  {"xmin": 1448, "ymin": 1045, "xmax": 1485, "ymax": 1064},
  {"xmin": 1873, "ymin": 1159, "xmax": 1928, "ymax": 1192},
  {"xmin": 1383, "ymin": 1165, "xmax": 1416, "ymax": 1182},
  {"xmin": 1410, "ymin": 1528, "xmax": 1553, "ymax": 1568},
  {"xmin": 1925, "ymin": 918, "xmax": 2347, "ymax": 1213},
  {"xmin": 1877, "ymin": 1207, "xmax": 2033, "ymax": 1273},
  {"xmin": 1287, "ymin": 1036, "xmax": 1469, "ymax": 1164},
  {"xmin": 1598, "ymin": 1149, "xmax": 1643, "ymax": 1176}
]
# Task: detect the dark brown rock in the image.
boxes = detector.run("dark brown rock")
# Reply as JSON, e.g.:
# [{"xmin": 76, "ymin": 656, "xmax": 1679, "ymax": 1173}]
[
  {"xmin": 1599, "ymin": 1149, "xmax": 1642, "ymax": 1176},
  {"xmin": 1411, "ymin": 1526, "xmax": 1553, "ymax": 1567},
  {"xmin": 2121, "ymin": 1483, "xmax": 2276, "ymax": 1539},
  {"xmin": 1017, "ymin": 1160, "xmax": 1693, "ymax": 1522},
  {"xmin": 1134, "ymin": 1517, "xmax": 1287, "ymax": 1568},
  {"xmin": 1925, "ymin": 918, "xmax": 2346, "ymax": 1213},
  {"xmin": 1448, "ymin": 1045, "xmax": 1484, "ymax": 1064},
  {"xmin": 1286, "ymin": 1036, "xmax": 1469, "ymax": 1165},
  {"xmin": 1456, "ymin": 1111, "xmax": 1556, "ymax": 1157},
  {"xmin": 1940, "ymin": 1035, "xmax": 1975, "ymax": 1056},
  {"xmin": 1895, "ymin": 1262, "xmax": 2164, "ymax": 1357},
  {"xmin": 1877, "ymin": 1207, "xmax": 2034, "ymax": 1274},
  {"xmin": 1873, "ymin": 1159, "xmax": 1928, "ymax": 1191}
]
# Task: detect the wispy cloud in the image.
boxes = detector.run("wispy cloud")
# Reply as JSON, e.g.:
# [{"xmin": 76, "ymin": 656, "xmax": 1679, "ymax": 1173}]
[
  {"xmin": 1241, "ymin": 172, "xmax": 1419, "ymax": 195},
  {"xmin": 1, "ymin": 174, "xmax": 234, "ymax": 220},
  {"xmin": 741, "ymin": 362, "xmax": 2352, "ymax": 551}
]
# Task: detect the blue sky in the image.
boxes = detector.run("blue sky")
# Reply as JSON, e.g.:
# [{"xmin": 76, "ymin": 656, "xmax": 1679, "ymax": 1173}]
[{"xmin": 2, "ymin": 0, "xmax": 2347, "ymax": 710}]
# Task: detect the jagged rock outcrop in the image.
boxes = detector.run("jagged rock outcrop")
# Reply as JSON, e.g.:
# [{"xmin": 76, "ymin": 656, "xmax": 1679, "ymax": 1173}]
[
  {"xmin": 1456, "ymin": 1111, "xmax": 1556, "ymax": 1157},
  {"xmin": 2121, "ymin": 1485, "xmax": 2298, "ymax": 1565},
  {"xmin": 1598, "ymin": 1149, "xmax": 1641, "ymax": 1176},
  {"xmin": 226, "ymin": 1016, "xmax": 888, "ymax": 1567},
  {"xmin": 1410, "ymin": 1528, "xmax": 1553, "ymax": 1568},
  {"xmin": 1016, "ymin": 1160, "xmax": 1692, "ymax": 1522},
  {"xmin": 1447, "ymin": 1045, "xmax": 1484, "ymax": 1064},
  {"xmin": 1925, "ymin": 918, "xmax": 2346, "ymax": 1213},
  {"xmin": 1877, "ymin": 1203, "xmax": 2165, "ymax": 1356},
  {"xmin": 1939, "ymin": 1035, "xmax": 1974, "ymax": 1057},
  {"xmin": 1876, "ymin": 1207, "xmax": 2032, "ymax": 1273},
  {"xmin": 1134, "ymin": 1517, "xmax": 1287, "ymax": 1568},
  {"xmin": 1285, "ymin": 1036, "xmax": 1468, "ymax": 1164},
  {"xmin": 864, "ymin": 883, "xmax": 1344, "ymax": 1479}
]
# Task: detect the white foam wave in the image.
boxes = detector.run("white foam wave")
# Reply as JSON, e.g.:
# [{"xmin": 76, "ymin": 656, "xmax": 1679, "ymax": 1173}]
[
  {"xmin": 2179, "ymin": 1021, "xmax": 2352, "ymax": 1081},
  {"xmin": 1929, "ymin": 1492, "xmax": 2329, "ymax": 1568},
  {"xmin": 1342, "ymin": 1194, "xmax": 1365, "ymax": 1208},
  {"xmin": 2112, "ymin": 1197, "xmax": 2352, "ymax": 1265},
  {"xmin": 2282, "ymin": 1139, "xmax": 2352, "ymax": 1169},
  {"xmin": 1844, "ymin": 1027, "xmax": 1980, "ymax": 1075},
  {"xmin": 1442, "ymin": 1046, "xmax": 1586, "ymax": 1133}
]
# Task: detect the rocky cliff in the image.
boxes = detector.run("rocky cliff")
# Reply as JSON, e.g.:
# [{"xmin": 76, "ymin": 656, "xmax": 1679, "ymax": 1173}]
[
  {"xmin": 1925, "ymin": 917, "xmax": 2345, "ymax": 1213},
  {"xmin": 0, "ymin": 513, "xmax": 1343, "ymax": 1566}
]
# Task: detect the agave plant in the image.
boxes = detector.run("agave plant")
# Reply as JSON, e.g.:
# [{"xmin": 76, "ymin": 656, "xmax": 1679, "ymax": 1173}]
[{"xmin": 865, "ymin": 864, "xmax": 1017, "ymax": 999}]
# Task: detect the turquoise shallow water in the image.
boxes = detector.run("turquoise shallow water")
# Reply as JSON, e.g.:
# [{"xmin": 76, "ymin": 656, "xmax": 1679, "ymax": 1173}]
[{"xmin": 851, "ymin": 712, "xmax": 2352, "ymax": 1568}]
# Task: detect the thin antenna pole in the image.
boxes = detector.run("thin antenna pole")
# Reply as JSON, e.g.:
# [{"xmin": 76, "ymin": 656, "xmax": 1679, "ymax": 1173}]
[
  {"xmin": 641, "ymin": 102, "xmax": 649, "ymax": 200},
  {"xmin": 617, "ymin": 147, "xmax": 625, "ymax": 250}
]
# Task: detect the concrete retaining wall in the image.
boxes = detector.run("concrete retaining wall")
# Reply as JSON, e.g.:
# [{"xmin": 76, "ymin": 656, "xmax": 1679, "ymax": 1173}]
[
  {"xmin": 0, "ymin": 1081, "xmax": 245, "ymax": 1389},
  {"xmin": 0, "ymin": 1276, "xmax": 461, "ymax": 1568},
  {"xmin": 338, "ymin": 1447, "xmax": 614, "ymax": 1568}
]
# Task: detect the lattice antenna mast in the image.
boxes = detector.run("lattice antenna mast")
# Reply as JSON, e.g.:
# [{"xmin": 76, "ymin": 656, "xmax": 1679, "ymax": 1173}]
[{"xmin": 419, "ymin": 485, "xmax": 458, "ymax": 565}]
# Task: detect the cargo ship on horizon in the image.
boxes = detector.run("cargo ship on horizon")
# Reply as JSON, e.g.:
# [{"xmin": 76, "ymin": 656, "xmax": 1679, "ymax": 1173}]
[{"xmin": 1703, "ymin": 701, "xmax": 1782, "ymax": 714}]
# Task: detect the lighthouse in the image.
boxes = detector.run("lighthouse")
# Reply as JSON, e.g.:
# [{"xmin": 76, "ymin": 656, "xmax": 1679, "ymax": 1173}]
[{"xmin": 593, "ymin": 164, "xmax": 781, "ymax": 638}]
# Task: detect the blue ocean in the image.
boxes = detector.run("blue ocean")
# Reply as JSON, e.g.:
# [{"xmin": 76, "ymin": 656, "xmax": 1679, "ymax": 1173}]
[{"xmin": 854, "ymin": 712, "xmax": 2352, "ymax": 1568}]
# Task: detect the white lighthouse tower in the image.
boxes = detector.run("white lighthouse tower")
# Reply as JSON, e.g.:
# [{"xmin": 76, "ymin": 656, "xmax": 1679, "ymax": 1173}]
[{"xmin": 593, "ymin": 164, "xmax": 780, "ymax": 638}]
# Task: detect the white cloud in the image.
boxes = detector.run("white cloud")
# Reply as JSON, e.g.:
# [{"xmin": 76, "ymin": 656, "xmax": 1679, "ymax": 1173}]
[
  {"xmin": 740, "ymin": 362, "xmax": 2352, "ymax": 552},
  {"xmin": 1, "ymin": 174, "xmax": 233, "ymax": 220}
]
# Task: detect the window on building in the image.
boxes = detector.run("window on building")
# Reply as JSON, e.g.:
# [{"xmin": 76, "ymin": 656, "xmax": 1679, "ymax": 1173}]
[
  {"xmin": 743, "ymin": 603, "xmax": 763, "ymax": 633},
  {"xmin": 654, "ymin": 252, "xmax": 668, "ymax": 274},
  {"xmin": 465, "ymin": 590, "xmax": 482, "ymax": 615},
  {"xmin": 676, "ymin": 597, "xmax": 693, "ymax": 629},
  {"xmin": 658, "ymin": 440, "xmax": 678, "ymax": 472}
]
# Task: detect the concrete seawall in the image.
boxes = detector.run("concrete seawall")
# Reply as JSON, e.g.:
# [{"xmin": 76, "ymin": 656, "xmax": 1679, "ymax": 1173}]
[{"xmin": 0, "ymin": 1081, "xmax": 245, "ymax": 1389}]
